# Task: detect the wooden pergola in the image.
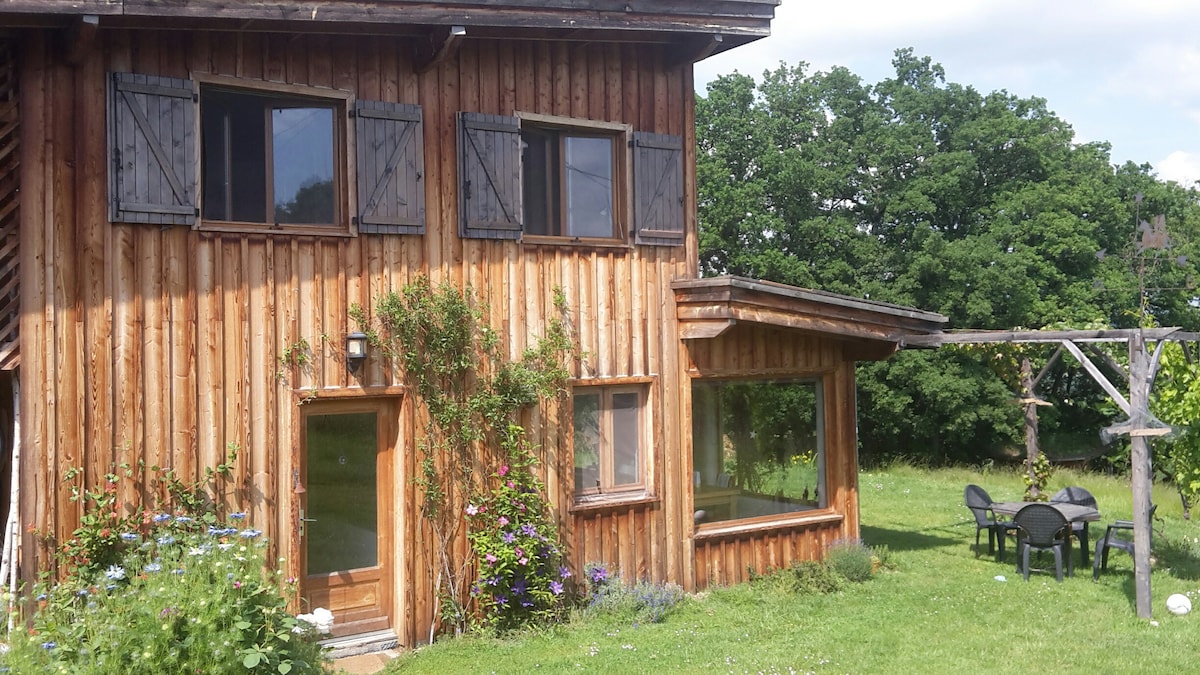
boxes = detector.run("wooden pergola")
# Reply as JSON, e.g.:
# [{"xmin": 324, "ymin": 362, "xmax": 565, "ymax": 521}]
[{"xmin": 901, "ymin": 327, "xmax": 1200, "ymax": 619}]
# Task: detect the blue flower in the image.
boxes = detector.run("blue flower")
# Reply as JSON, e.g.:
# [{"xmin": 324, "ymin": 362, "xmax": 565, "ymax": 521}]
[
  {"xmin": 104, "ymin": 565, "xmax": 125, "ymax": 581},
  {"xmin": 152, "ymin": 513, "xmax": 171, "ymax": 523},
  {"xmin": 521, "ymin": 523, "xmax": 538, "ymax": 537},
  {"xmin": 174, "ymin": 516, "xmax": 192, "ymax": 524},
  {"xmin": 229, "ymin": 512, "xmax": 247, "ymax": 520},
  {"xmin": 172, "ymin": 568, "xmax": 185, "ymax": 576},
  {"xmin": 559, "ymin": 566, "xmax": 572, "ymax": 579},
  {"xmin": 512, "ymin": 579, "xmax": 528, "ymax": 596},
  {"xmin": 502, "ymin": 531, "xmax": 516, "ymax": 544},
  {"xmin": 145, "ymin": 562, "xmax": 162, "ymax": 573},
  {"xmin": 41, "ymin": 641, "xmax": 56, "ymax": 650},
  {"xmin": 239, "ymin": 529, "xmax": 262, "ymax": 539},
  {"xmin": 494, "ymin": 594, "xmax": 508, "ymax": 607},
  {"xmin": 119, "ymin": 532, "xmax": 139, "ymax": 541},
  {"xmin": 35, "ymin": 593, "xmax": 47, "ymax": 601},
  {"xmin": 76, "ymin": 589, "xmax": 89, "ymax": 597},
  {"xmin": 550, "ymin": 580, "xmax": 564, "ymax": 595},
  {"xmin": 156, "ymin": 535, "xmax": 176, "ymax": 546}
]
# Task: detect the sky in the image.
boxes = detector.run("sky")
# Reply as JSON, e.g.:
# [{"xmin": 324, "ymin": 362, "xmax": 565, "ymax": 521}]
[{"xmin": 694, "ymin": 0, "xmax": 1200, "ymax": 186}]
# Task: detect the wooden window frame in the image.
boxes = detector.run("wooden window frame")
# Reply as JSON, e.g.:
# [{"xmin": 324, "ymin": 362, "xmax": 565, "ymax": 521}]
[
  {"xmin": 517, "ymin": 112, "xmax": 632, "ymax": 246},
  {"xmin": 571, "ymin": 381, "xmax": 653, "ymax": 506},
  {"xmin": 194, "ymin": 74, "xmax": 355, "ymax": 237}
]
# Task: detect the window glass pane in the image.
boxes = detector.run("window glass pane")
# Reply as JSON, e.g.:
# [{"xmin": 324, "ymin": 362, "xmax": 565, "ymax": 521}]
[
  {"xmin": 563, "ymin": 136, "xmax": 614, "ymax": 238},
  {"xmin": 201, "ymin": 90, "xmax": 266, "ymax": 222},
  {"xmin": 611, "ymin": 392, "xmax": 640, "ymax": 486},
  {"xmin": 521, "ymin": 129, "xmax": 556, "ymax": 235},
  {"xmin": 305, "ymin": 412, "xmax": 378, "ymax": 574},
  {"xmin": 273, "ymin": 107, "xmax": 335, "ymax": 224},
  {"xmin": 691, "ymin": 380, "xmax": 824, "ymax": 524},
  {"xmin": 573, "ymin": 393, "xmax": 601, "ymax": 492}
]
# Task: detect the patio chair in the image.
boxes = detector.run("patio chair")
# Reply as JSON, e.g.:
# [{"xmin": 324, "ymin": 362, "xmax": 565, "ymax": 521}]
[
  {"xmin": 964, "ymin": 484, "xmax": 1017, "ymax": 561},
  {"xmin": 1051, "ymin": 486, "xmax": 1098, "ymax": 566},
  {"xmin": 1014, "ymin": 503, "xmax": 1073, "ymax": 582},
  {"xmin": 1092, "ymin": 504, "xmax": 1158, "ymax": 580}
]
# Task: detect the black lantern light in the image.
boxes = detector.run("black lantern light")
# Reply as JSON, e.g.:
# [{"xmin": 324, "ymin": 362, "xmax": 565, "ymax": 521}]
[{"xmin": 346, "ymin": 331, "xmax": 368, "ymax": 373}]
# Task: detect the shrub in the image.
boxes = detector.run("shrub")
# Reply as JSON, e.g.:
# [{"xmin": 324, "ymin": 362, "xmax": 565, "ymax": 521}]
[
  {"xmin": 580, "ymin": 562, "xmax": 686, "ymax": 625},
  {"xmin": 786, "ymin": 560, "xmax": 844, "ymax": 594},
  {"xmin": 2, "ymin": 513, "xmax": 327, "ymax": 674},
  {"xmin": 826, "ymin": 539, "xmax": 875, "ymax": 582}
]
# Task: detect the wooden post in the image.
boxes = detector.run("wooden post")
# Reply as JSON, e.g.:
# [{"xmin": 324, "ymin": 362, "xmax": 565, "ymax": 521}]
[
  {"xmin": 1129, "ymin": 331, "xmax": 1153, "ymax": 618},
  {"xmin": 1021, "ymin": 357, "xmax": 1040, "ymax": 498}
]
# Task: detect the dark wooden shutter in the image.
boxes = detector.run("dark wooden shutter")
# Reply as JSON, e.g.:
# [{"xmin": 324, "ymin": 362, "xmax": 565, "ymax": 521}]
[
  {"xmin": 108, "ymin": 72, "xmax": 197, "ymax": 225},
  {"xmin": 356, "ymin": 100, "xmax": 425, "ymax": 235},
  {"xmin": 458, "ymin": 112, "xmax": 522, "ymax": 240},
  {"xmin": 633, "ymin": 131, "xmax": 684, "ymax": 246}
]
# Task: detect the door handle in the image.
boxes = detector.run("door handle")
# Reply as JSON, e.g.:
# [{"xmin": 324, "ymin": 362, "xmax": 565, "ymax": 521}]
[{"xmin": 299, "ymin": 507, "xmax": 317, "ymax": 538}]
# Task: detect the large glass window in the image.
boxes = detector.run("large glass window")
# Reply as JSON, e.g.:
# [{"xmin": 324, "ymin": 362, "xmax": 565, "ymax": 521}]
[
  {"xmin": 522, "ymin": 124, "xmax": 619, "ymax": 240},
  {"xmin": 691, "ymin": 379, "xmax": 825, "ymax": 524},
  {"xmin": 573, "ymin": 385, "xmax": 645, "ymax": 498},
  {"xmin": 201, "ymin": 87, "xmax": 342, "ymax": 229}
]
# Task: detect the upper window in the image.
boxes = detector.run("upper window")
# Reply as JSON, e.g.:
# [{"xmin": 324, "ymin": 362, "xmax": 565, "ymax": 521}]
[
  {"xmin": 691, "ymin": 379, "xmax": 826, "ymax": 525},
  {"xmin": 108, "ymin": 72, "xmax": 426, "ymax": 236},
  {"xmin": 573, "ymin": 384, "xmax": 649, "ymax": 500},
  {"xmin": 194, "ymin": 79, "xmax": 352, "ymax": 234},
  {"xmin": 457, "ymin": 112, "xmax": 684, "ymax": 247},
  {"xmin": 522, "ymin": 125, "xmax": 619, "ymax": 239},
  {"xmin": 200, "ymin": 87, "xmax": 342, "ymax": 228}
]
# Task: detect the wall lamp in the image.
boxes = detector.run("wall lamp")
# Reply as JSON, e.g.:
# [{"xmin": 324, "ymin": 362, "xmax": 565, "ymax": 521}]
[{"xmin": 346, "ymin": 331, "xmax": 368, "ymax": 374}]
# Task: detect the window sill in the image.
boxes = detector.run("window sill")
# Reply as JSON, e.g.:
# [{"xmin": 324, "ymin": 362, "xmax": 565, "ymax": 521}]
[
  {"xmin": 693, "ymin": 510, "xmax": 844, "ymax": 540},
  {"xmin": 520, "ymin": 235, "xmax": 632, "ymax": 250},
  {"xmin": 197, "ymin": 222, "xmax": 353, "ymax": 237},
  {"xmin": 570, "ymin": 492, "xmax": 658, "ymax": 513}
]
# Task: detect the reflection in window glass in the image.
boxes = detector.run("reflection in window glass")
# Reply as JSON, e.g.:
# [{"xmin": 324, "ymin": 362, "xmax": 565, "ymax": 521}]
[
  {"xmin": 273, "ymin": 107, "xmax": 335, "ymax": 224},
  {"xmin": 691, "ymin": 380, "xmax": 825, "ymax": 524},
  {"xmin": 612, "ymin": 392, "xmax": 640, "ymax": 486},
  {"xmin": 305, "ymin": 412, "xmax": 378, "ymax": 575},
  {"xmin": 573, "ymin": 393, "xmax": 601, "ymax": 492},
  {"xmin": 563, "ymin": 136, "xmax": 614, "ymax": 238}
]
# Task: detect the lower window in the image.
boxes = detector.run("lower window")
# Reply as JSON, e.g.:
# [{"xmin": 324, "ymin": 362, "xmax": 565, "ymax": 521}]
[
  {"xmin": 691, "ymin": 379, "xmax": 826, "ymax": 524},
  {"xmin": 573, "ymin": 385, "xmax": 646, "ymax": 499}
]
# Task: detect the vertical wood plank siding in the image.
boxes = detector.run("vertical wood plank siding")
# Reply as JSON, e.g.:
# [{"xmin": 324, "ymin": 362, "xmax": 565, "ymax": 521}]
[
  {"xmin": 18, "ymin": 30, "xmax": 694, "ymax": 646},
  {"xmin": 686, "ymin": 325, "xmax": 861, "ymax": 589}
]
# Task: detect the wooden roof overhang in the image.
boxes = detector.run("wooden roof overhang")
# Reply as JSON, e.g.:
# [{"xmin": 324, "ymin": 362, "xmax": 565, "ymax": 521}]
[
  {"xmin": 672, "ymin": 276, "xmax": 949, "ymax": 361},
  {"xmin": 0, "ymin": 0, "xmax": 779, "ymax": 63}
]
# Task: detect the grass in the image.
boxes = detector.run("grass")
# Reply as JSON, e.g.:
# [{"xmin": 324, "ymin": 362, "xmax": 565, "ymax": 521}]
[{"xmin": 383, "ymin": 464, "xmax": 1200, "ymax": 674}]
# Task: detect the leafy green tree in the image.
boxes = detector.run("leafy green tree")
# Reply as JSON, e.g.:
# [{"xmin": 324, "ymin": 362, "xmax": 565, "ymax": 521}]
[{"xmin": 697, "ymin": 49, "xmax": 1200, "ymax": 464}]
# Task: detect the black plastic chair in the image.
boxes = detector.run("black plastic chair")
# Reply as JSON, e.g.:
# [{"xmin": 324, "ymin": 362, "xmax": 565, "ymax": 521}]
[
  {"xmin": 964, "ymin": 485, "xmax": 1017, "ymax": 561},
  {"xmin": 1093, "ymin": 504, "xmax": 1158, "ymax": 580},
  {"xmin": 1014, "ymin": 503, "xmax": 1073, "ymax": 582},
  {"xmin": 1051, "ymin": 486, "xmax": 1098, "ymax": 566}
]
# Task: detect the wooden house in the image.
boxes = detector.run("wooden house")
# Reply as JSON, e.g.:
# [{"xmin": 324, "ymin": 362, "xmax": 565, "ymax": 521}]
[{"xmin": 0, "ymin": 0, "xmax": 946, "ymax": 646}]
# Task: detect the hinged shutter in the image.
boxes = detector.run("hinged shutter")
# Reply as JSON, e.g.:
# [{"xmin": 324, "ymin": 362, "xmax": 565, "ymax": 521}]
[
  {"xmin": 356, "ymin": 100, "xmax": 425, "ymax": 235},
  {"xmin": 108, "ymin": 72, "xmax": 197, "ymax": 225},
  {"xmin": 633, "ymin": 131, "xmax": 684, "ymax": 246},
  {"xmin": 458, "ymin": 112, "xmax": 522, "ymax": 240}
]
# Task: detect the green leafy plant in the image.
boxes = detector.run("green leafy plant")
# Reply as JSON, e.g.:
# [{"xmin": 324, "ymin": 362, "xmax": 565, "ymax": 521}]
[
  {"xmin": 5, "ymin": 502, "xmax": 325, "ymax": 673},
  {"xmin": 1023, "ymin": 451, "xmax": 1054, "ymax": 501},
  {"xmin": 1152, "ymin": 342, "xmax": 1200, "ymax": 516},
  {"xmin": 367, "ymin": 276, "xmax": 574, "ymax": 636}
]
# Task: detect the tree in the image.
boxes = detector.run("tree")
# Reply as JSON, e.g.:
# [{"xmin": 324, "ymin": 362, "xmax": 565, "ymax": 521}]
[{"xmin": 697, "ymin": 49, "xmax": 1200, "ymax": 464}]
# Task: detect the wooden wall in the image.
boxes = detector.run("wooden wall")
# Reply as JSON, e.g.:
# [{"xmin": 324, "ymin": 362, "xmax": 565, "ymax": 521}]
[
  {"xmin": 17, "ymin": 27, "xmax": 695, "ymax": 645},
  {"xmin": 684, "ymin": 324, "xmax": 861, "ymax": 588}
]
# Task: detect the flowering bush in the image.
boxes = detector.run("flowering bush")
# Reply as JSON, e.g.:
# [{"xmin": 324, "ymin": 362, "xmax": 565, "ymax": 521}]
[
  {"xmin": 581, "ymin": 562, "xmax": 686, "ymax": 625},
  {"xmin": 4, "ymin": 513, "xmax": 326, "ymax": 672},
  {"xmin": 466, "ymin": 437, "xmax": 572, "ymax": 631}
]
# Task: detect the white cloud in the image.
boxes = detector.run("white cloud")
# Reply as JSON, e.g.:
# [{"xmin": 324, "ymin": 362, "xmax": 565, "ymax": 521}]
[{"xmin": 1156, "ymin": 151, "xmax": 1200, "ymax": 186}]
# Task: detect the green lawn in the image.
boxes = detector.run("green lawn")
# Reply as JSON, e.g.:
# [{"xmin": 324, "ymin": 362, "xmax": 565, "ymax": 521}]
[{"xmin": 382, "ymin": 464, "xmax": 1200, "ymax": 674}]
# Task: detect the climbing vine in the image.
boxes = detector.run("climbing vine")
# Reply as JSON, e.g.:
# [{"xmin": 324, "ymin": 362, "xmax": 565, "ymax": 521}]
[{"xmin": 359, "ymin": 276, "xmax": 574, "ymax": 635}]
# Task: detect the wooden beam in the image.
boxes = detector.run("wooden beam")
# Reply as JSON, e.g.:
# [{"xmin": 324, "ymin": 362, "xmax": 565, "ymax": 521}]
[
  {"xmin": 1128, "ymin": 333, "xmax": 1154, "ymax": 619},
  {"xmin": 1030, "ymin": 345, "xmax": 1062, "ymax": 390},
  {"xmin": 1060, "ymin": 340, "xmax": 1131, "ymax": 415},
  {"xmin": 1082, "ymin": 343, "xmax": 1129, "ymax": 385},
  {"xmin": 668, "ymin": 33, "xmax": 722, "ymax": 66},
  {"xmin": 902, "ymin": 327, "xmax": 1181, "ymax": 347},
  {"xmin": 414, "ymin": 25, "xmax": 466, "ymax": 74}
]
